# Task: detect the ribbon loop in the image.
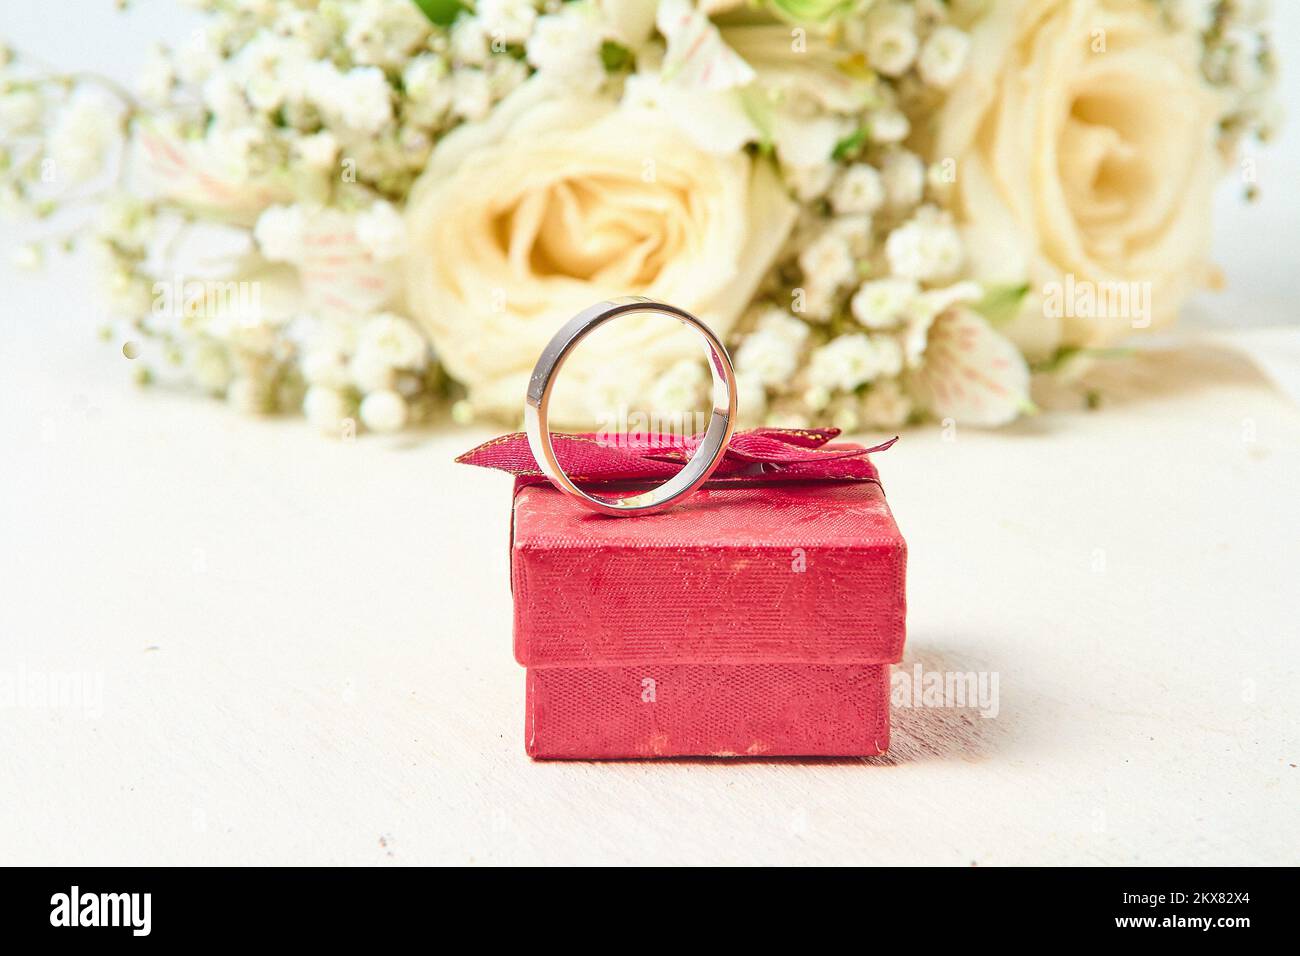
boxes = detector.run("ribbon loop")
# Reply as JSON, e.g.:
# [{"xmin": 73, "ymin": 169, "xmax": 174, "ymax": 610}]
[{"xmin": 458, "ymin": 428, "xmax": 897, "ymax": 488}]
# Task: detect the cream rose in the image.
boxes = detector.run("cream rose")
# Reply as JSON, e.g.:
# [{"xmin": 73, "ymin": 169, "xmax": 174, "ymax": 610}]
[
  {"xmin": 403, "ymin": 78, "xmax": 797, "ymax": 422},
  {"xmin": 936, "ymin": 0, "xmax": 1225, "ymax": 357}
]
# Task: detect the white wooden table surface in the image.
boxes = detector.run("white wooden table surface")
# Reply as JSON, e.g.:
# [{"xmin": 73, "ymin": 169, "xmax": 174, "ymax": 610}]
[
  {"xmin": 2, "ymin": 0, "xmax": 1299, "ymax": 867},
  {"xmin": 2, "ymin": 270, "xmax": 1297, "ymax": 863}
]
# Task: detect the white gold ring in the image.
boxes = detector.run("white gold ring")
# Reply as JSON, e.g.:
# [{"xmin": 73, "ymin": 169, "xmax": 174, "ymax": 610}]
[{"xmin": 524, "ymin": 297, "xmax": 738, "ymax": 517}]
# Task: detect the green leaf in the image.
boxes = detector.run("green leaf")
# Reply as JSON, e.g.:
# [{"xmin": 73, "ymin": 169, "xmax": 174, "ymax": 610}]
[
  {"xmin": 973, "ymin": 282, "xmax": 1029, "ymax": 326},
  {"xmin": 832, "ymin": 127, "xmax": 868, "ymax": 161},
  {"xmin": 600, "ymin": 40, "xmax": 632, "ymax": 73},
  {"xmin": 411, "ymin": 0, "xmax": 465, "ymax": 26}
]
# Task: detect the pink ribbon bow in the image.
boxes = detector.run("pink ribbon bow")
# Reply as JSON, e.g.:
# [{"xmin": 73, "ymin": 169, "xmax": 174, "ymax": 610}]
[{"xmin": 457, "ymin": 428, "xmax": 897, "ymax": 488}]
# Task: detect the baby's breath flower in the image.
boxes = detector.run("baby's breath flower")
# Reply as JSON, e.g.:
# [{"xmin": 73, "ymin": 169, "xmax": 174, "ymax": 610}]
[
  {"xmin": 293, "ymin": 130, "xmax": 339, "ymax": 170},
  {"xmin": 861, "ymin": 379, "xmax": 912, "ymax": 428},
  {"xmin": 478, "ymin": 0, "xmax": 539, "ymax": 45},
  {"xmin": 736, "ymin": 328, "xmax": 801, "ymax": 387},
  {"xmin": 357, "ymin": 313, "xmax": 428, "ymax": 371},
  {"xmin": 646, "ymin": 358, "xmax": 706, "ymax": 413},
  {"xmin": 526, "ymin": 6, "xmax": 604, "ymax": 90},
  {"xmin": 867, "ymin": 108, "xmax": 909, "ymax": 145},
  {"xmin": 798, "ymin": 230, "xmax": 856, "ymax": 292},
  {"xmin": 784, "ymin": 162, "xmax": 836, "ymax": 202},
  {"xmin": 829, "ymin": 163, "xmax": 885, "ymax": 216},
  {"xmin": 355, "ymin": 201, "xmax": 407, "ymax": 261},
  {"xmin": 304, "ymin": 385, "xmax": 352, "ymax": 432},
  {"xmin": 880, "ymin": 149, "xmax": 925, "ymax": 211},
  {"xmin": 917, "ymin": 26, "xmax": 970, "ymax": 89},
  {"xmin": 359, "ymin": 388, "xmax": 409, "ymax": 432},
  {"xmin": 851, "ymin": 278, "xmax": 918, "ymax": 329},
  {"xmin": 884, "ymin": 206, "xmax": 964, "ymax": 282},
  {"xmin": 253, "ymin": 204, "xmax": 307, "ymax": 262},
  {"xmin": 864, "ymin": 3, "xmax": 918, "ymax": 78},
  {"xmin": 227, "ymin": 376, "xmax": 271, "ymax": 415},
  {"xmin": 808, "ymin": 333, "xmax": 889, "ymax": 391}
]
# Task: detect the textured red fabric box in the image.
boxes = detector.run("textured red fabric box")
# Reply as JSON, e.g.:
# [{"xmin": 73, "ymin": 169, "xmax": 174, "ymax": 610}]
[{"xmin": 511, "ymin": 478, "xmax": 906, "ymax": 759}]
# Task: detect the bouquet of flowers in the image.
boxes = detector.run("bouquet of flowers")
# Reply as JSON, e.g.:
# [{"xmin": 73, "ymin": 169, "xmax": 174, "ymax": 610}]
[{"xmin": 0, "ymin": 0, "xmax": 1278, "ymax": 433}]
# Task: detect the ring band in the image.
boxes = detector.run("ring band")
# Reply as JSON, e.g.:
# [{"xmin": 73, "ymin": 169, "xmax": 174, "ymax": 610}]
[{"xmin": 524, "ymin": 297, "xmax": 738, "ymax": 516}]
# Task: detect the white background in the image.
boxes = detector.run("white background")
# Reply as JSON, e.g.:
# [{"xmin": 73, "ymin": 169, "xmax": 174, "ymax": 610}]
[{"xmin": 0, "ymin": 2, "xmax": 1297, "ymax": 865}]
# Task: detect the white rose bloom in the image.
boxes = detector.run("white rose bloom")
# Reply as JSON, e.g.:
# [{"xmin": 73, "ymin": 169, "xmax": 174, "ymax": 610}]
[
  {"xmin": 880, "ymin": 149, "xmax": 925, "ymax": 211},
  {"xmin": 798, "ymin": 230, "xmax": 857, "ymax": 291},
  {"xmin": 736, "ymin": 328, "xmax": 801, "ymax": 387},
  {"xmin": 851, "ymin": 278, "xmax": 919, "ymax": 329},
  {"xmin": 253, "ymin": 204, "xmax": 307, "ymax": 262},
  {"xmin": 864, "ymin": 3, "xmax": 918, "ymax": 78},
  {"xmin": 304, "ymin": 385, "xmax": 352, "ymax": 432},
  {"xmin": 885, "ymin": 207, "xmax": 964, "ymax": 282},
  {"xmin": 808, "ymin": 334, "xmax": 887, "ymax": 391},
  {"xmin": 526, "ymin": 7, "xmax": 605, "ymax": 91},
  {"xmin": 917, "ymin": 26, "xmax": 971, "ymax": 89},
  {"xmin": 936, "ymin": 0, "xmax": 1226, "ymax": 355},
  {"xmin": 829, "ymin": 164, "xmax": 886, "ymax": 216},
  {"xmin": 403, "ymin": 78, "xmax": 797, "ymax": 421},
  {"xmin": 478, "ymin": 0, "xmax": 540, "ymax": 44},
  {"xmin": 359, "ymin": 389, "xmax": 409, "ymax": 433},
  {"xmin": 355, "ymin": 201, "xmax": 407, "ymax": 261}
]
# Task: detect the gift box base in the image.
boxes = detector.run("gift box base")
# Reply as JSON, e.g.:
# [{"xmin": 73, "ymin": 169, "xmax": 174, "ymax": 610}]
[{"xmin": 525, "ymin": 663, "xmax": 890, "ymax": 759}]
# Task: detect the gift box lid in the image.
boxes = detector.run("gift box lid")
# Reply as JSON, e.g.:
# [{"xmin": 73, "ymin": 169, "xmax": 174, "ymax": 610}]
[
  {"xmin": 510, "ymin": 485, "xmax": 904, "ymax": 671},
  {"xmin": 460, "ymin": 428, "xmax": 906, "ymax": 668}
]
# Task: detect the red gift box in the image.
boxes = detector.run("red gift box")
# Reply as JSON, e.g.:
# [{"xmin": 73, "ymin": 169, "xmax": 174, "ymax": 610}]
[{"xmin": 460, "ymin": 429, "xmax": 906, "ymax": 759}]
